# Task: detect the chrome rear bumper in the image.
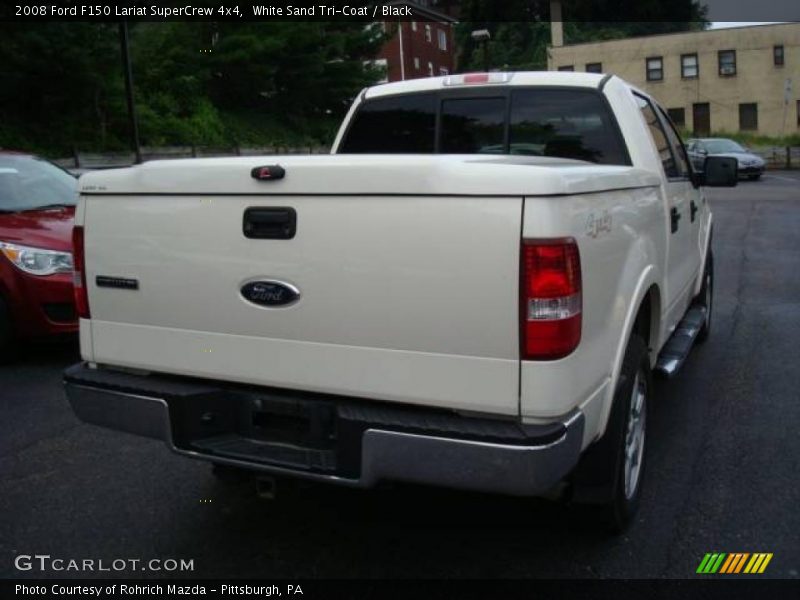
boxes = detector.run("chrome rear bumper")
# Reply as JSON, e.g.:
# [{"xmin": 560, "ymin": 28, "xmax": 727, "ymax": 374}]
[{"xmin": 65, "ymin": 364, "xmax": 584, "ymax": 497}]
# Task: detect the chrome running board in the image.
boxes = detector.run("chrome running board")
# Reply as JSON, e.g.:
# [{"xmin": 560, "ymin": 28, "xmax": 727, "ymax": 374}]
[{"xmin": 655, "ymin": 305, "xmax": 707, "ymax": 377}]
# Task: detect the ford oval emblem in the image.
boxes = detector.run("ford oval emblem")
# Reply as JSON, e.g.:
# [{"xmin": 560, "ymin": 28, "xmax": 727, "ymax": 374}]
[{"xmin": 241, "ymin": 280, "xmax": 300, "ymax": 307}]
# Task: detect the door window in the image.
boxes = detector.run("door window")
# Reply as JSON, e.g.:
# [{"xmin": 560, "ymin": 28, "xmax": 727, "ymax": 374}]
[
  {"xmin": 635, "ymin": 94, "xmax": 679, "ymax": 178},
  {"xmin": 656, "ymin": 105, "xmax": 690, "ymax": 178}
]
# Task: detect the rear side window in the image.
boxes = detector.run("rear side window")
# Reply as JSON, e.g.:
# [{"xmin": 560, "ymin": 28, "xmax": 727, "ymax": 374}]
[
  {"xmin": 509, "ymin": 90, "xmax": 628, "ymax": 164},
  {"xmin": 339, "ymin": 93, "xmax": 436, "ymax": 153},
  {"xmin": 440, "ymin": 97, "xmax": 505, "ymax": 154}
]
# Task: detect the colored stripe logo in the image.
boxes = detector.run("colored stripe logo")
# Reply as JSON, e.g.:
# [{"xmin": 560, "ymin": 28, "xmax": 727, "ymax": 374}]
[{"xmin": 697, "ymin": 553, "xmax": 773, "ymax": 574}]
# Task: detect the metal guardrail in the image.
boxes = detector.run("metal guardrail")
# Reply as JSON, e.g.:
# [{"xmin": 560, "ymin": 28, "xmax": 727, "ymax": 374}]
[{"xmin": 749, "ymin": 146, "xmax": 800, "ymax": 170}]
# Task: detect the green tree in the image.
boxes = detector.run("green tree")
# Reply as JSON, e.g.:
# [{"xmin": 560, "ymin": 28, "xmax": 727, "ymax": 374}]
[
  {"xmin": 206, "ymin": 22, "xmax": 385, "ymax": 143},
  {"xmin": 0, "ymin": 23, "xmax": 125, "ymax": 153},
  {"xmin": 0, "ymin": 20, "xmax": 386, "ymax": 153},
  {"xmin": 456, "ymin": 0, "xmax": 708, "ymax": 72},
  {"xmin": 131, "ymin": 22, "xmax": 227, "ymax": 146}
]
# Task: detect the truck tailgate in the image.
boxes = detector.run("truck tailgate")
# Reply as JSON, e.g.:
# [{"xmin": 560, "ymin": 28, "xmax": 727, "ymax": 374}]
[{"xmin": 81, "ymin": 178, "xmax": 523, "ymax": 415}]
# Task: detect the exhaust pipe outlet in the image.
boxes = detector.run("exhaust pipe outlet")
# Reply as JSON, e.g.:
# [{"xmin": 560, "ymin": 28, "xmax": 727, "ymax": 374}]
[{"xmin": 255, "ymin": 475, "xmax": 277, "ymax": 500}]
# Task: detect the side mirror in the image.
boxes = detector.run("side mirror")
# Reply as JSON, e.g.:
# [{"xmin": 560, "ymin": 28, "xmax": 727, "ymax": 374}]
[
  {"xmin": 699, "ymin": 156, "xmax": 738, "ymax": 187},
  {"xmin": 698, "ymin": 148, "xmax": 708, "ymax": 156}
]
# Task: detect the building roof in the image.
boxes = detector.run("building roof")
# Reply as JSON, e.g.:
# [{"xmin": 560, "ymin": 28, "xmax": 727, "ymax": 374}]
[{"xmin": 554, "ymin": 21, "xmax": 799, "ymax": 49}]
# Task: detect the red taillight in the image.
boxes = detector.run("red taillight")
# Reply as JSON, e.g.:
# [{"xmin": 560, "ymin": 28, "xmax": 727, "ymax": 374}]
[
  {"xmin": 521, "ymin": 239, "xmax": 582, "ymax": 360},
  {"xmin": 72, "ymin": 226, "xmax": 90, "ymax": 319}
]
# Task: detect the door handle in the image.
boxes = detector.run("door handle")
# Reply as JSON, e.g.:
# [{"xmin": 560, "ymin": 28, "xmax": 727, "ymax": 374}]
[
  {"xmin": 690, "ymin": 200, "xmax": 698, "ymax": 222},
  {"xmin": 670, "ymin": 207, "xmax": 681, "ymax": 233}
]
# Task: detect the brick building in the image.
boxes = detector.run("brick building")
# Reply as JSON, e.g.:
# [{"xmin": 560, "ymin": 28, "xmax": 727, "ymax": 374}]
[
  {"xmin": 548, "ymin": 22, "xmax": 800, "ymax": 137},
  {"xmin": 374, "ymin": 2, "xmax": 458, "ymax": 82}
]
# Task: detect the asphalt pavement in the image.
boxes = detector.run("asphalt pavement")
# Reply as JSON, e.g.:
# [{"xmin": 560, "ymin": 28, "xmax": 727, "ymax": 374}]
[{"xmin": 1, "ymin": 172, "xmax": 799, "ymax": 579}]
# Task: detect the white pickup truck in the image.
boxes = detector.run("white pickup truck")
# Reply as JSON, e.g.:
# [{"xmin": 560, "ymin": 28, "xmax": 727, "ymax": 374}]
[{"xmin": 65, "ymin": 72, "xmax": 737, "ymax": 530}]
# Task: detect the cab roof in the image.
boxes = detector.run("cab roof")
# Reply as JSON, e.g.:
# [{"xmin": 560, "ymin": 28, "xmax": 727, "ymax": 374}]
[{"xmin": 364, "ymin": 71, "xmax": 611, "ymax": 100}]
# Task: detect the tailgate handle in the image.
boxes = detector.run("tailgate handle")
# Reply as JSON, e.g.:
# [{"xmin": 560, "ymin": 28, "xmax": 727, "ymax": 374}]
[{"xmin": 243, "ymin": 207, "xmax": 296, "ymax": 239}]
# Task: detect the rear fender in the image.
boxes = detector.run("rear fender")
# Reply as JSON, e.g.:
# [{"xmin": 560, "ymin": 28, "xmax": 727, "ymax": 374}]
[{"xmin": 595, "ymin": 254, "xmax": 661, "ymax": 443}]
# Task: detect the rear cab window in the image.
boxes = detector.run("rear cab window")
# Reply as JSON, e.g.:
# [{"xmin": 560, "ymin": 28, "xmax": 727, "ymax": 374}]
[
  {"xmin": 339, "ymin": 88, "xmax": 631, "ymax": 166},
  {"xmin": 339, "ymin": 93, "xmax": 437, "ymax": 153},
  {"xmin": 440, "ymin": 97, "xmax": 505, "ymax": 153}
]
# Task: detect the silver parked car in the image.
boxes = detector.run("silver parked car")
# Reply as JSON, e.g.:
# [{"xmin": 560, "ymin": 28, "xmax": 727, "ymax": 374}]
[{"xmin": 686, "ymin": 138, "xmax": 765, "ymax": 181}]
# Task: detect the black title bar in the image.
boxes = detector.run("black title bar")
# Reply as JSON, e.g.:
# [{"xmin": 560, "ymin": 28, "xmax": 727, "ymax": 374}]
[
  {"xmin": 3, "ymin": 579, "xmax": 800, "ymax": 600},
  {"xmin": 2, "ymin": 1, "xmax": 800, "ymax": 22}
]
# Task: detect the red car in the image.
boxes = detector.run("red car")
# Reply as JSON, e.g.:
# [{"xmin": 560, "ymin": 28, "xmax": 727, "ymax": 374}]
[{"xmin": 0, "ymin": 151, "xmax": 78, "ymax": 360}]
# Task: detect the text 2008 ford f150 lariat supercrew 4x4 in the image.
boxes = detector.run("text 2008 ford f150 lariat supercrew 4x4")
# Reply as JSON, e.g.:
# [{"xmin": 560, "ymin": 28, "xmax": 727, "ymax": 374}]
[{"xmin": 64, "ymin": 72, "xmax": 737, "ymax": 530}]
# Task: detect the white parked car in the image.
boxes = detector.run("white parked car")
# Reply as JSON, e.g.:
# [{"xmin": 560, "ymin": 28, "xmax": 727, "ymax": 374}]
[{"xmin": 65, "ymin": 72, "xmax": 737, "ymax": 531}]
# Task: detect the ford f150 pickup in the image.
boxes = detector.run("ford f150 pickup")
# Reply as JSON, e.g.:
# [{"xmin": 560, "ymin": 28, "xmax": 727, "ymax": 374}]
[{"xmin": 65, "ymin": 72, "xmax": 737, "ymax": 530}]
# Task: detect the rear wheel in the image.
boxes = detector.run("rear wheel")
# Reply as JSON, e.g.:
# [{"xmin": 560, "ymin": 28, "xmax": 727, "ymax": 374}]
[
  {"xmin": 571, "ymin": 335, "xmax": 651, "ymax": 533},
  {"xmin": 696, "ymin": 252, "xmax": 713, "ymax": 343},
  {"xmin": 748, "ymin": 174, "xmax": 761, "ymax": 181}
]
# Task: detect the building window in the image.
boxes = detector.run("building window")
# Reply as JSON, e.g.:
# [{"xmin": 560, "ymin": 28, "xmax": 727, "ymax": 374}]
[
  {"xmin": 411, "ymin": 21, "xmax": 417, "ymax": 32},
  {"xmin": 719, "ymin": 50, "xmax": 736, "ymax": 76},
  {"xmin": 428, "ymin": 61, "xmax": 434, "ymax": 77},
  {"xmin": 438, "ymin": 29, "xmax": 447, "ymax": 51},
  {"xmin": 439, "ymin": 67, "xmax": 449, "ymax": 76},
  {"xmin": 557, "ymin": 65, "xmax": 574, "ymax": 72},
  {"xmin": 681, "ymin": 53, "xmax": 698, "ymax": 79},
  {"xmin": 646, "ymin": 57, "xmax": 663, "ymax": 81},
  {"xmin": 667, "ymin": 108, "xmax": 686, "ymax": 128},
  {"xmin": 414, "ymin": 57, "xmax": 420, "ymax": 70},
  {"xmin": 774, "ymin": 45, "xmax": 784, "ymax": 66},
  {"xmin": 425, "ymin": 24, "xmax": 431, "ymax": 43},
  {"xmin": 739, "ymin": 103, "xmax": 758, "ymax": 131},
  {"xmin": 586, "ymin": 62, "xmax": 602, "ymax": 73}
]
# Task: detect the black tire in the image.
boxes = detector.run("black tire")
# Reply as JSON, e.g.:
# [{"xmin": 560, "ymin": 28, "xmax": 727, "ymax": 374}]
[
  {"xmin": 748, "ymin": 174, "xmax": 761, "ymax": 181},
  {"xmin": 570, "ymin": 335, "xmax": 651, "ymax": 533},
  {"xmin": 696, "ymin": 251, "xmax": 713, "ymax": 343},
  {"xmin": 0, "ymin": 295, "xmax": 13, "ymax": 364}
]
